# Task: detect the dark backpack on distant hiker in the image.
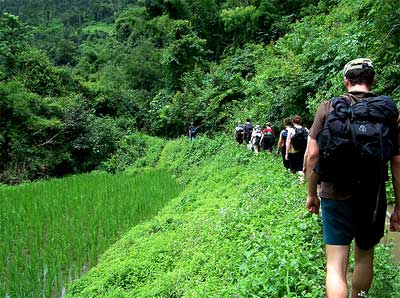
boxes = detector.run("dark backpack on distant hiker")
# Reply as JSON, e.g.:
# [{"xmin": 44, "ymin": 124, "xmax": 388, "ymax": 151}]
[
  {"xmin": 244, "ymin": 123, "xmax": 253, "ymax": 135},
  {"xmin": 291, "ymin": 127, "xmax": 308, "ymax": 151},
  {"xmin": 261, "ymin": 131, "xmax": 275, "ymax": 148},
  {"xmin": 316, "ymin": 95, "xmax": 398, "ymax": 190},
  {"xmin": 281, "ymin": 130, "xmax": 288, "ymax": 142},
  {"xmin": 235, "ymin": 126, "xmax": 244, "ymax": 143},
  {"xmin": 189, "ymin": 126, "xmax": 196, "ymax": 136},
  {"xmin": 244, "ymin": 123, "xmax": 253, "ymax": 142}
]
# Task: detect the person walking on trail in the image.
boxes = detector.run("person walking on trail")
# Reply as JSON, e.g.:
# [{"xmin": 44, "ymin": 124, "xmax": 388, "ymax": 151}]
[
  {"xmin": 260, "ymin": 122, "xmax": 275, "ymax": 152},
  {"xmin": 188, "ymin": 122, "xmax": 196, "ymax": 141},
  {"xmin": 285, "ymin": 115, "xmax": 308, "ymax": 176},
  {"xmin": 243, "ymin": 118, "xmax": 253, "ymax": 144},
  {"xmin": 305, "ymin": 58, "xmax": 400, "ymax": 298},
  {"xmin": 277, "ymin": 117, "xmax": 292, "ymax": 170},
  {"xmin": 235, "ymin": 122, "xmax": 244, "ymax": 144},
  {"xmin": 250, "ymin": 124, "xmax": 262, "ymax": 153}
]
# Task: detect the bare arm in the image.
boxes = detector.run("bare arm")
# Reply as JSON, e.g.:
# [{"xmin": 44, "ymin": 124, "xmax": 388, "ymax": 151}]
[
  {"xmin": 285, "ymin": 130, "xmax": 292, "ymax": 160},
  {"xmin": 277, "ymin": 131, "xmax": 284, "ymax": 148},
  {"xmin": 306, "ymin": 138, "xmax": 320, "ymax": 214},
  {"xmin": 390, "ymin": 155, "xmax": 400, "ymax": 231},
  {"xmin": 276, "ymin": 131, "xmax": 283, "ymax": 154},
  {"xmin": 303, "ymin": 136, "xmax": 311, "ymax": 174}
]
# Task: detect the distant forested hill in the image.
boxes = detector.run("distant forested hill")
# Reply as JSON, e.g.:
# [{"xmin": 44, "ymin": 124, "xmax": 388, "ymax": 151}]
[
  {"xmin": 0, "ymin": 0, "xmax": 138, "ymax": 25},
  {"xmin": 1, "ymin": 0, "xmax": 399, "ymax": 184}
]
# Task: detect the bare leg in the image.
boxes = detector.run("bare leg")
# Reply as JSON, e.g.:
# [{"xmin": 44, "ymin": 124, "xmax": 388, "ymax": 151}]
[
  {"xmin": 352, "ymin": 243, "xmax": 374, "ymax": 298},
  {"xmin": 325, "ymin": 244, "xmax": 350, "ymax": 298}
]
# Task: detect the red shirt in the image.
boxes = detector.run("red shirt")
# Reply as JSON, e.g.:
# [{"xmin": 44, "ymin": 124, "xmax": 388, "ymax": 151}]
[{"xmin": 262, "ymin": 127, "xmax": 274, "ymax": 135}]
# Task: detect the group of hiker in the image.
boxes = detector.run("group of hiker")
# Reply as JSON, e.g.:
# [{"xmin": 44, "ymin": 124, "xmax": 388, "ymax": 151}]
[
  {"xmin": 190, "ymin": 58, "xmax": 400, "ymax": 298},
  {"xmin": 235, "ymin": 119, "xmax": 275, "ymax": 153},
  {"xmin": 235, "ymin": 58, "xmax": 400, "ymax": 298},
  {"xmin": 235, "ymin": 115, "xmax": 309, "ymax": 177}
]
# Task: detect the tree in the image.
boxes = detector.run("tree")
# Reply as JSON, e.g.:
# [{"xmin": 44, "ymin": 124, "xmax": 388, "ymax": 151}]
[
  {"xmin": 161, "ymin": 19, "xmax": 210, "ymax": 89},
  {"xmin": 14, "ymin": 49, "xmax": 63, "ymax": 96},
  {"xmin": 0, "ymin": 13, "xmax": 31, "ymax": 76},
  {"xmin": 0, "ymin": 81, "xmax": 66, "ymax": 183},
  {"xmin": 221, "ymin": 6, "xmax": 258, "ymax": 45}
]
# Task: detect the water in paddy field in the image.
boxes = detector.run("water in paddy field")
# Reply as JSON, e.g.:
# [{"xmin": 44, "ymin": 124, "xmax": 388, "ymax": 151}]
[{"xmin": 384, "ymin": 205, "xmax": 400, "ymax": 264}]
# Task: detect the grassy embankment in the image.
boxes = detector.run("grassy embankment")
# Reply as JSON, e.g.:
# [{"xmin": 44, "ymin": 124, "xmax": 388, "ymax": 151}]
[
  {"xmin": 68, "ymin": 135, "xmax": 400, "ymax": 298},
  {"xmin": 0, "ymin": 168, "xmax": 182, "ymax": 298}
]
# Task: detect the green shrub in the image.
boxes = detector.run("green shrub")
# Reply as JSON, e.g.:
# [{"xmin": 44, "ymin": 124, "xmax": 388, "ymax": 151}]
[{"xmin": 102, "ymin": 132, "xmax": 166, "ymax": 174}]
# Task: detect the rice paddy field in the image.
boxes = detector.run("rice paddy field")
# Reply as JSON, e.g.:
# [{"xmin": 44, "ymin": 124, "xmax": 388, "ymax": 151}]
[{"xmin": 0, "ymin": 170, "xmax": 182, "ymax": 298}]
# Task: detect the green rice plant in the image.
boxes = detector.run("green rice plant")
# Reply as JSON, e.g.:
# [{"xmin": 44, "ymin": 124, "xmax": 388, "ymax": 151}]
[{"xmin": 0, "ymin": 169, "xmax": 182, "ymax": 298}]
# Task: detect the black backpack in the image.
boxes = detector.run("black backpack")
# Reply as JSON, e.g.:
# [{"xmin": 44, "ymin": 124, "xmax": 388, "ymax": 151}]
[
  {"xmin": 244, "ymin": 123, "xmax": 253, "ymax": 135},
  {"xmin": 291, "ymin": 127, "xmax": 308, "ymax": 151},
  {"xmin": 189, "ymin": 126, "xmax": 196, "ymax": 136},
  {"xmin": 281, "ymin": 130, "xmax": 288, "ymax": 141},
  {"xmin": 316, "ymin": 95, "xmax": 398, "ymax": 189},
  {"xmin": 235, "ymin": 126, "xmax": 244, "ymax": 141},
  {"xmin": 262, "ymin": 132, "xmax": 275, "ymax": 148}
]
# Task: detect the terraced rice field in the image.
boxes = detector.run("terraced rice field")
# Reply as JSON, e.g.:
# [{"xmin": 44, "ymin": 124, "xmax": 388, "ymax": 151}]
[{"xmin": 0, "ymin": 170, "xmax": 182, "ymax": 298}]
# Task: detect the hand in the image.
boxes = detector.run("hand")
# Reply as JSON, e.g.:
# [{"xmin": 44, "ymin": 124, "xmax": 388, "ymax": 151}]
[
  {"xmin": 306, "ymin": 194, "xmax": 320, "ymax": 214},
  {"xmin": 390, "ymin": 206, "xmax": 400, "ymax": 232},
  {"xmin": 285, "ymin": 154, "xmax": 289, "ymax": 160}
]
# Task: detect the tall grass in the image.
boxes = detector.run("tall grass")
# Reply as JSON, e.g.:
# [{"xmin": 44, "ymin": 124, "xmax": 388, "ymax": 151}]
[{"xmin": 0, "ymin": 169, "xmax": 182, "ymax": 298}]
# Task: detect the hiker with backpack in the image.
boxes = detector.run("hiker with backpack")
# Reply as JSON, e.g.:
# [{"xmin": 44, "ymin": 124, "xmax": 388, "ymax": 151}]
[
  {"xmin": 188, "ymin": 122, "xmax": 196, "ymax": 141},
  {"xmin": 250, "ymin": 124, "xmax": 262, "ymax": 153},
  {"xmin": 260, "ymin": 122, "xmax": 275, "ymax": 152},
  {"xmin": 285, "ymin": 115, "xmax": 308, "ymax": 175},
  {"xmin": 277, "ymin": 117, "xmax": 292, "ymax": 170},
  {"xmin": 235, "ymin": 122, "xmax": 244, "ymax": 144},
  {"xmin": 243, "ymin": 118, "xmax": 253, "ymax": 144},
  {"xmin": 305, "ymin": 58, "xmax": 400, "ymax": 298}
]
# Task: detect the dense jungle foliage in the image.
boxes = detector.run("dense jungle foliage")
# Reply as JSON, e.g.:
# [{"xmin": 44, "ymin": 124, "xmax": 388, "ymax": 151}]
[{"xmin": 1, "ymin": 0, "xmax": 400, "ymax": 183}]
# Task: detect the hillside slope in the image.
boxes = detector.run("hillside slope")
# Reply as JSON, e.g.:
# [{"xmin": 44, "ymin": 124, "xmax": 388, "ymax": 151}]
[{"xmin": 68, "ymin": 136, "xmax": 400, "ymax": 298}]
